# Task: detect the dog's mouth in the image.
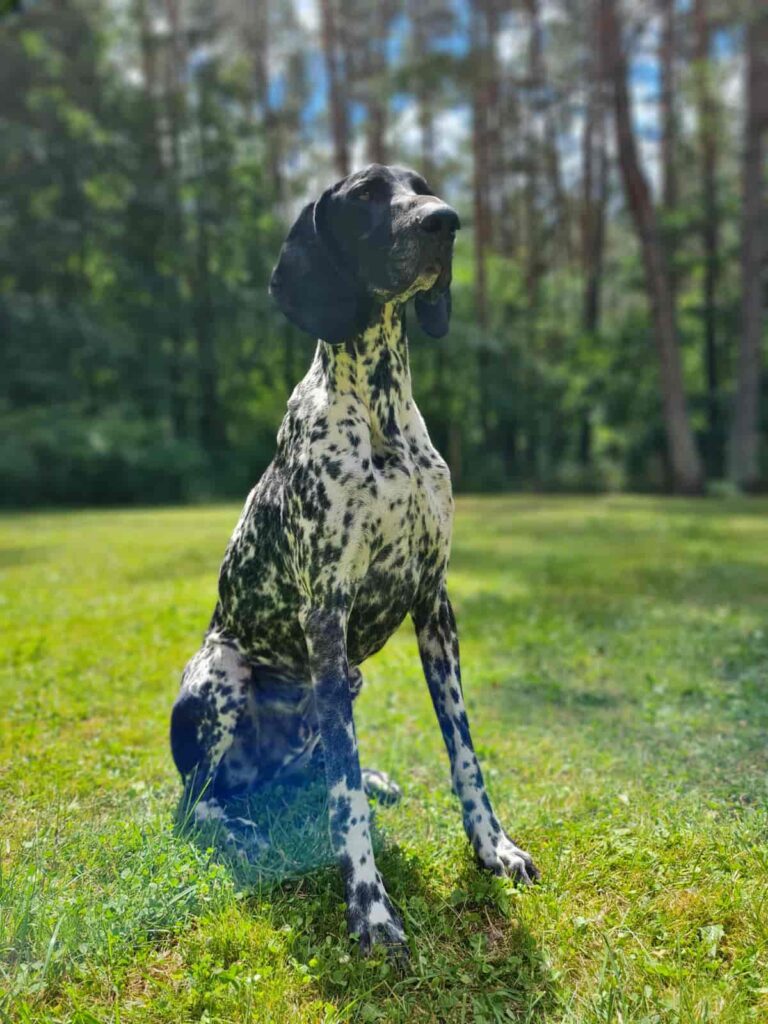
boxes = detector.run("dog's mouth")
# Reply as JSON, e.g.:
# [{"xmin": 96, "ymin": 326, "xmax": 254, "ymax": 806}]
[
  {"xmin": 410, "ymin": 262, "xmax": 442, "ymax": 297},
  {"xmin": 423, "ymin": 257, "xmax": 452, "ymax": 293}
]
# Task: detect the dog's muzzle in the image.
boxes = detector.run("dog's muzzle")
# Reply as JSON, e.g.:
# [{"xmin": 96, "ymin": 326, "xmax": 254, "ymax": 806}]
[{"xmin": 416, "ymin": 202, "xmax": 460, "ymax": 290}]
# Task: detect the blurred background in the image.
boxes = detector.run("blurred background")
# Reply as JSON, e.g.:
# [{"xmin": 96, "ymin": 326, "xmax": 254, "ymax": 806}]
[{"xmin": 0, "ymin": 0, "xmax": 765, "ymax": 505}]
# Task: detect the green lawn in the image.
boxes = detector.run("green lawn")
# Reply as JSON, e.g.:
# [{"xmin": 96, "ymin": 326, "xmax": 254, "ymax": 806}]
[{"xmin": 1, "ymin": 496, "xmax": 767, "ymax": 1023}]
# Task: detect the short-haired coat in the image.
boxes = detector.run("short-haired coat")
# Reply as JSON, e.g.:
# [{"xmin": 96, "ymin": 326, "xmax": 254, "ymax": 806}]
[{"xmin": 170, "ymin": 164, "xmax": 538, "ymax": 957}]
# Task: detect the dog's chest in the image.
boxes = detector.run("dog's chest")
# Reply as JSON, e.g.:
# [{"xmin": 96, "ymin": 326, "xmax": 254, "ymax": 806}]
[
  {"xmin": 216, "ymin": 313, "xmax": 453, "ymax": 672},
  {"xmin": 341, "ymin": 407, "xmax": 452, "ymax": 663}
]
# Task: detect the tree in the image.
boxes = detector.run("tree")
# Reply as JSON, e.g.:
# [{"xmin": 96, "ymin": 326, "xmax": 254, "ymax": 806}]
[
  {"xmin": 659, "ymin": 0, "xmax": 678, "ymax": 213},
  {"xmin": 408, "ymin": 0, "xmax": 437, "ymax": 186},
  {"xmin": 469, "ymin": 1, "xmax": 495, "ymax": 453},
  {"xmin": 598, "ymin": 0, "xmax": 704, "ymax": 494},
  {"xmin": 693, "ymin": 0, "xmax": 722, "ymax": 475},
  {"xmin": 580, "ymin": 0, "xmax": 610, "ymax": 466},
  {"xmin": 582, "ymin": 0, "xmax": 609, "ymax": 339},
  {"xmin": 658, "ymin": 0, "xmax": 680, "ymax": 312},
  {"xmin": 728, "ymin": 5, "xmax": 768, "ymax": 489},
  {"xmin": 319, "ymin": 0, "xmax": 350, "ymax": 176}
]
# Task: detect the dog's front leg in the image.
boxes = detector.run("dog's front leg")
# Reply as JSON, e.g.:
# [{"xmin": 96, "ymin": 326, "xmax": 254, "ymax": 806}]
[
  {"xmin": 413, "ymin": 586, "xmax": 539, "ymax": 884},
  {"xmin": 301, "ymin": 606, "xmax": 408, "ymax": 957}
]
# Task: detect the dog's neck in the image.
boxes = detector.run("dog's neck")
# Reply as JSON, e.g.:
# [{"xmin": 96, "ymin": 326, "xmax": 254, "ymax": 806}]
[{"xmin": 315, "ymin": 302, "xmax": 413, "ymax": 439}]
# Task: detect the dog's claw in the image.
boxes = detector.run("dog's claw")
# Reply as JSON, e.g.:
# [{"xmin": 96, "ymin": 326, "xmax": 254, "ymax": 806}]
[
  {"xmin": 223, "ymin": 815, "xmax": 269, "ymax": 860},
  {"xmin": 479, "ymin": 833, "xmax": 540, "ymax": 885},
  {"xmin": 348, "ymin": 882, "xmax": 409, "ymax": 962},
  {"xmin": 362, "ymin": 767, "xmax": 402, "ymax": 806},
  {"xmin": 356, "ymin": 919, "xmax": 410, "ymax": 962}
]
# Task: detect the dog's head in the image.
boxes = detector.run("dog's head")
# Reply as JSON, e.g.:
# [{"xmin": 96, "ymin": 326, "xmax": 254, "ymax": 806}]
[{"xmin": 269, "ymin": 164, "xmax": 460, "ymax": 344}]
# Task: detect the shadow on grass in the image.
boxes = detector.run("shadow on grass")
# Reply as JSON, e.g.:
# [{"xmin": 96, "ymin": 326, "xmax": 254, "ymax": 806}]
[
  {"xmin": 294, "ymin": 843, "xmax": 557, "ymax": 1021},
  {"xmin": 177, "ymin": 780, "xmax": 557, "ymax": 1019}
]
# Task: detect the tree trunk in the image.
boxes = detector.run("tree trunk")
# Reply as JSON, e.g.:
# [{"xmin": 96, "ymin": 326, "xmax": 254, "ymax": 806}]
[
  {"xmin": 135, "ymin": 0, "xmax": 165, "ymax": 420},
  {"xmin": 598, "ymin": 0, "xmax": 704, "ymax": 494},
  {"xmin": 193, "ymin": 75, "xmax": 225, "ymax": 453},
  {"xmin": 658, "ymin": 0, "xmax": 679, "ymax": 312},
  {"xmin": 319, "ymin": 0, "xmax": 350, "ymax": 177},
  {"xmin": 582, "ymin": 111, "xmax": 608, "ymax": 336},
  {"xmin": 248, "ymin": 0, "xmax": 283, "ymax": 203},
  {"xmin": 411, "ymin": 0, "xmax": 436, "ymax": 187},
  {"xmin": 694, "ymin": 0, "xmax": 721, "ymax": 475},
  {"xmin": 582, "ymin": 0, "xmax": 608, "ymax": 337},
  {"xmin": 728, "ymin": 6, "xmax": 768, "ymax": 489},
  {"xmin": 364, "ymin": 1, "xmax": 389, "ymax": 165},
  {"xmin": 659, "ymin": 0, "xmax": 677, "ymax": 212},
  {"xmin": 524, "ymin": 0, "xmax": 567, "ymax": 262},
  {"xmin": 522, "ymin": 2, "xmax": 542, "ymax": 306},
  {"xmin": 470, "ymin": 3, "xmax": 492, "ymax": 446},
  {"xmin": 580, "ymin": 2, "xmax": 609, "ymax": 469},
  {"xmin": 162, "ymin": 0, "xmax": 189, "ymax": 439}
]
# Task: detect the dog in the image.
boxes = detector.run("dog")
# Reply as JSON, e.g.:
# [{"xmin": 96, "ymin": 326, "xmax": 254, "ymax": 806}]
[{"xmin": 170, "ymin": 163, "xmax": 539, "ymax": 957}]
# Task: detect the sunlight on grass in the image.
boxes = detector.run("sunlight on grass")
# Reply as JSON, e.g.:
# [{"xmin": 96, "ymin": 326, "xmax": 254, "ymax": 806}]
[{"xmin": 1, "ymin": 496, "xmax": 767, "ymax": 1022}]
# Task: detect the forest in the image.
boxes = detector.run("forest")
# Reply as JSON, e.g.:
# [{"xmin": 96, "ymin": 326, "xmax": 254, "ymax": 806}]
[{"xmin": 1, "ymin": 0, "xmax": 766, "ymax": 504}]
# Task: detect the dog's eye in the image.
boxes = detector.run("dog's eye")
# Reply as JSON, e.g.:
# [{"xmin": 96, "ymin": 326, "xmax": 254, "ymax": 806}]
[{"xmin": 355, "ymin": 188, "xmax": 371, "ymax": 201}]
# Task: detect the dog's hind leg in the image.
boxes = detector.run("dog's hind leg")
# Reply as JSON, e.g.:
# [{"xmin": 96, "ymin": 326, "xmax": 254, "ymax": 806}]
[{"xmin": 170, "ymin": 639, "xmax": 266, "ymax": 855}]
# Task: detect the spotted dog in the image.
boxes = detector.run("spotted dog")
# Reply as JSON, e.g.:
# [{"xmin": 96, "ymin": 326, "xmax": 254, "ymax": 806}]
[{"xmin": 170, "ymin": 164, "xmax": 539, "ymax": 957}]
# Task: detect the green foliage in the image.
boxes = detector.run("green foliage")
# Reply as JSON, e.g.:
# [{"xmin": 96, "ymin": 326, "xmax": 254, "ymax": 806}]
[
  {"xmin": 1, "ymin": 497, "xmax": 767, "ymax": 1020},
  {"xmin": 0, "ymin": 404, "xmax": 210, "ymax": 505},
  {"xmin": 0, "ymin": 1, "xmax": 764, "ymax": 505}
]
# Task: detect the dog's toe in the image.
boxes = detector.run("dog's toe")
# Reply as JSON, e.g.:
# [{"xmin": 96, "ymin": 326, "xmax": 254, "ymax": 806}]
[
  {"xmin": 223, "ymin": 815, "xmax": 269, "ymax": 860},
  {"xmin": 362, "ymin": 767, "xmax": 402, "ymax": 806},
  {"xmin": 501, "ymin": 849, "xmax": 539, "ymax": 885},
  {"xmin": 355, "ymin": 917, "xmax": 410, "ymax": 962},
  {"xmin": 479, "ymin": 833, "xmax": 540, "ymax": 885}
]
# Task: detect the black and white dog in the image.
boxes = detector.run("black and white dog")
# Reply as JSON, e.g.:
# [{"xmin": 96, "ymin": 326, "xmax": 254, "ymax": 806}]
[{"xmin": 170, "ymin": 164, "xmax": 538, "ymax": 956}]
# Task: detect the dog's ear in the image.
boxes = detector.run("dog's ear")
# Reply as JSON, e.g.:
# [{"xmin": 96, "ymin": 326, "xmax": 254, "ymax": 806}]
[
  {"xmin": 414, "ymin": 283, "xmax": 452, "ymax": 338},
  {"xmin": 269, "ymin": 190, "xmax": 371, "ymax": 344}
]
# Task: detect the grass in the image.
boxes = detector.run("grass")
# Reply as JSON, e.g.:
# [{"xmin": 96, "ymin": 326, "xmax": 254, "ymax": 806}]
[{"xmin": 1, "ymin": 495, "xmax": 767, "ymax": 1023}]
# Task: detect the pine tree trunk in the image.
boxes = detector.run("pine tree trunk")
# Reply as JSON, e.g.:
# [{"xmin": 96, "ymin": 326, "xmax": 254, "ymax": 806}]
[
  {"xmin": 162, "ymin": 0, "xmax": 189, "ymax": 440},
  {"xmin": 659, "ymin": 0, "xmax": 677, "ymax": 212},
  {"xmin": 319, "ymin": 0, "xmax": 350, "ymax": 177},
  {"xmin": 411, "ymin": 0, "xmax": 437, "ymax": 186},
  {"xmin": 364, "ymin": 1, "xmax": 389, "ymax": 165},
  {"xmin": 580, "ymin": 2, "xmax": 609, "ymax": 468},
  {"xmin": 598, "ymin": 0, "xmax": 704, "ymax": 494},
  {"xmin": 525, "ymin": 0, "xmax": 567, "ymax": 262},
  {"xmin": 523, "ymin": 2, "xmax": 541, "ymax": 307},
  {"xmin": 249, "ymin": 0, "xmax": 283, "ymax": 203},
  {"xmin": 582, "ymin": 0, "xmax": 608, "ymax": 337},
  {"xmin": 728, "ymin": 6, "xmax": 768, "ymax": 489},
  {"xmin": 694, "ymin": 0, "xmax": 721, "ymax": 475},
  {"xmin": 193, "ymin": 75, "xmax": 225, "ymax": 453},
  {"xmin": 658, "ymin": 0, "xmax": 679, "ymax": 308},
  {"xmin": 470, "ymin": 3, "xmax": 492, "ymax": 447}
]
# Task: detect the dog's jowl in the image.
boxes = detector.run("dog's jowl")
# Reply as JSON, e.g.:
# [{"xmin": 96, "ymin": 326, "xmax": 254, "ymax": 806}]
[{"xmin": 170, "ymin": 164, "xmax": 539, "ymax": 956}]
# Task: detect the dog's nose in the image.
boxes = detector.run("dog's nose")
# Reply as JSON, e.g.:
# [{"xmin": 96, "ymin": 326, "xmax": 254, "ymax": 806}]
[{"xmin": 419, "ymin": 203, "xmax": 461, "ymax": 235}]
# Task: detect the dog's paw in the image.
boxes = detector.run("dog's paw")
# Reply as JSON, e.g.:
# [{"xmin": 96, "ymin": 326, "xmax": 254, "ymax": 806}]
[
  {"xmin": 223, "ymin": 815, "xmax": 269, "ymax": 861},
  {"xmin": 362, "ymin": 767, "xmax": 402, "ymax": 806},
  {"xmin": 477, "ymin": 833, "xmax": 539, "ymax": 885},
  {"xmin": 347, "ymin": 878, "xmax": 409, "ymax": 961},
  {"xmin": 352, "ymin": 912, "xmax": 409, "ymax": 962}
]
